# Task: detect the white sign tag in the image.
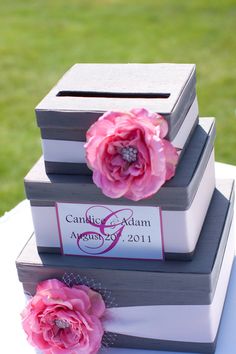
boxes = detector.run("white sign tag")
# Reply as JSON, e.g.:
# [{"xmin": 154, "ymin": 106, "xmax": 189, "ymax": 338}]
[{"xmin": 56, "ymin": 202, "xmax": 164, "ymax": 260}]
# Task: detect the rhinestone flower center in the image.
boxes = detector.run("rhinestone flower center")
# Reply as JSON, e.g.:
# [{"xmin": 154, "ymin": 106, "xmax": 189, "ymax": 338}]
[
  {"xmin": 55, "ymin": 319, "xmax": 71, "ymax": 329},
  {"xmin": 121, "ymin": 146, "xmax": 138, "ymax": 163}
]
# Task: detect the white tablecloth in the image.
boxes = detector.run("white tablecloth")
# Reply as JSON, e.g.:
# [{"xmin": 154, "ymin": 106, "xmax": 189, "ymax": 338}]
[{"xmin": 0, "ymin": 162, "xmax": 236, "ymax": 354}]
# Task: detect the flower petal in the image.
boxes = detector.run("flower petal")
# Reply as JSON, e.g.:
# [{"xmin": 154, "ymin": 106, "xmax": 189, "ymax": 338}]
[
  {"xmin": 21, "ymin": 279, "xmax": 105, "ymax": 354},
  {"xmin": 85, "ymin": 108, "xmax": 177, "ymax": 201}
]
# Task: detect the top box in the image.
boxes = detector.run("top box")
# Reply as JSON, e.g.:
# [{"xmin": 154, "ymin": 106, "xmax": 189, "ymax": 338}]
[{"xmin": 36, "ymin": 63, "xmax": 198, "ymax": 175}]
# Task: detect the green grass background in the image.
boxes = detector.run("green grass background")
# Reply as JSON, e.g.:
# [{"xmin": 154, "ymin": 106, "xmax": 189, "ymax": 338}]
[{"xmin": 0, "ymin": 0, "xmax": 236, "ymax": 215}]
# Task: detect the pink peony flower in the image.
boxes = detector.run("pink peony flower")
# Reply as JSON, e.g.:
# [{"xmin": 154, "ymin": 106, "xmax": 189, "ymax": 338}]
[
  {"xmin": 21, "ymin": 279, "xmax": 105, "ymax": 354},
  {"xmin": 85, "ymin": 108, "xmax": 178, "ymax": 201}
]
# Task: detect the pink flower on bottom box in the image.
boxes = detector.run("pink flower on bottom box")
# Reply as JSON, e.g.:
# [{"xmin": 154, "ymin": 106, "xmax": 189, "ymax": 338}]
[
  {"xmin": 21, "ymin": 279, "xmax": 105, "ymax": 354},
  {"xmin": 85, "ymin": 108, "xmax": 178, "ymax": 201}
]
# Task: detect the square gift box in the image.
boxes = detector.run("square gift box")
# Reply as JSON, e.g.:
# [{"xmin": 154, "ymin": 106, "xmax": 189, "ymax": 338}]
[
  {"xmin": 36, "ymin": 63, "xmax": 198, "ymax": 175},
  {"xmin": 24, "ymin": 118, "xmax": 215, "ymax": 260},
  {"xmin": 16, "ymin": 179, "xmax": 235, "ymax": 353}
]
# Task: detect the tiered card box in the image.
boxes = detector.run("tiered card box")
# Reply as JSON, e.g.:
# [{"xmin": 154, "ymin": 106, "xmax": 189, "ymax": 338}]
[{"xmin": 16, "ymin": 64, "xmax": 235, "ymax": 354}]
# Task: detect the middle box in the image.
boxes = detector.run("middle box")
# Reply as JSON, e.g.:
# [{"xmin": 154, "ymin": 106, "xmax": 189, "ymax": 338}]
[{"xmin": 25, "ymin": 118, "xmax": 215, "ymax": 261}]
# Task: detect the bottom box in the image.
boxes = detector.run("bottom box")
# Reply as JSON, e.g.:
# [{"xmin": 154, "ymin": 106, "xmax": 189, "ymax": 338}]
[{"xmin": 16, "ymin": 180, "xmax": 235, "ymax": 353}]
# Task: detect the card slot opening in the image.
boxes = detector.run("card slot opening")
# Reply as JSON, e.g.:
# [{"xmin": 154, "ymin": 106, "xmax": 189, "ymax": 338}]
[{"xmin": 57, "ymin": 91, "xmax": 170, "ymax": 99}]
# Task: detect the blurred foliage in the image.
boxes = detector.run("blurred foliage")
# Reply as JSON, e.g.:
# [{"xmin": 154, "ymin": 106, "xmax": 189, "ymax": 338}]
[{"xmin": 0, "ymin": 0, "xmax": 236, "ymax": 215}]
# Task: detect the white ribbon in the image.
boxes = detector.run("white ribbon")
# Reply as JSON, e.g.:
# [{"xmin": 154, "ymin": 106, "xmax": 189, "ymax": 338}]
[
  {"xmin": 42, "ymin": 98, "xmax": 198, "ymax": 163},
  {"xmin": 104, "ymin": 303, "xmax": 214, "ymax": 343},
  {"xmin": 103, "ymin": 223, "xmax": 234, "ymax": 343}
]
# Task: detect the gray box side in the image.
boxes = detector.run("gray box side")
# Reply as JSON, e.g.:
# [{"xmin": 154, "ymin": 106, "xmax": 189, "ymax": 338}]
[{"xmin": 108, "ymin": 334, "xmax": 216, "ymax": 353}]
